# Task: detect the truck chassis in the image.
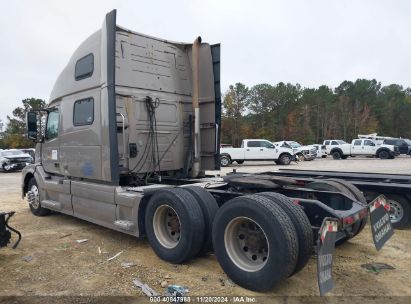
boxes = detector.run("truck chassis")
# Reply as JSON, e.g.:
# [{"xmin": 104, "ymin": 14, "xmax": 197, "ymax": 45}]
[
  {"xmin": 267, "ymin": 169, "xmax": 411, "ymax": 229},
  {"xmin": 23, "ymin": 169, "xmax": 393, "ymax": 295}
]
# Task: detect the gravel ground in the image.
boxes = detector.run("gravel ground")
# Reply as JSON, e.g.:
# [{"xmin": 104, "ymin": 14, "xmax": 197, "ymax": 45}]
[{"xmin": 0, "ymin": 157, "xmax": 410, "ymax": 300}]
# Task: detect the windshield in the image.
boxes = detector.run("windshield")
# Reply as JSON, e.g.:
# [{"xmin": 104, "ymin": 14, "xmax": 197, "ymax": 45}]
[
  {"xmin": 288, "ymin": 142, "xmax": 301, "ymax": 148},
  {"xmin": 1, "ymin": 150, "xmax": 24, "ymax": 157},
  {"xmin": 337, "ymin": 140, "xmax": 347, "ymax": 144}
]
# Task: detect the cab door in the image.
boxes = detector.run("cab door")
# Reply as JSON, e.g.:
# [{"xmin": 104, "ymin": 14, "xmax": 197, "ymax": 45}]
[
  {"xmin": 244, "ymin": 140, "xmax": 263, "ymax": 159},
  {"xmin": 42, "ymin": 106, "xmax": 61, "ymax": 174},
  {"xmin": 351, "ymin": 139, "xmax": 363, "ymax": 155},
  {"xmin": 363, "ymin": 139, "xmax": 377, "ymax": 155},
  {"xmin": 260, "ymin": 140, "xmax": 277, "ymax": 159}
]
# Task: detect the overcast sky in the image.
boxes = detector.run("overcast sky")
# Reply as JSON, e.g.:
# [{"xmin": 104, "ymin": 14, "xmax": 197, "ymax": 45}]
[{"xmin": 1, "ymin": 0, "xmax": 410, "ymax": 127}]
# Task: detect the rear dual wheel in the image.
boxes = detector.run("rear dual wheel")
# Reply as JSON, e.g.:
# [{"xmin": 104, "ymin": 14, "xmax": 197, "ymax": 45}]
[
  {"xmin": 145, "ymin": 187, "xmax": 218, "ymax": 264},
  {"xmin": 212, "ymin": 194, "xmax": 312, "ymax": 291}
]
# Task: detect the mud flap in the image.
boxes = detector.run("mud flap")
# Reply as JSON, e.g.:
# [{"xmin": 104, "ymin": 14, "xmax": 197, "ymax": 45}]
[
  {"xmin": 316, "ymin": 218, "xmax": 338, "ymax": 296},
  {"xmin": 369, "ymin": 195, "xmax": 394, "ymax": 251}
]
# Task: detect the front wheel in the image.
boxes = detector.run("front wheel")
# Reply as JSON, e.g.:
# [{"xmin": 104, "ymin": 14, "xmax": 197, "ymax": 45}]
[
  {"xmin": 332, "ymin": 151, "xmax": 342, "ymax": 160},
  {"xmin": 378, "ymin": 150, "xmax": 389, "ymax": 159},
  {"xmin": 278, "ymin": 154, "xmax": 292, "ymax": 165},
  {"xmin": 27, "ymin": 178, "xmax": 50, "ymax": 216}
]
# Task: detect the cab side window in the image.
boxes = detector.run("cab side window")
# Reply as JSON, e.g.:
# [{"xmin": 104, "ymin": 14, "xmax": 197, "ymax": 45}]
[
  {"xmin": 364, "ymin": 140, "xmax": 374, "ymax": 146},
  {"xmin": 45, "ymin": 110, "xmax": 60, "ymax": 140},
  {"xmin": 261, "ymin": 141, "xmax": 274, "ymax": 149},
  {"xmin": 324, "ymin": 141, "xmax": 330, "ymax": 145},
  {"xmin": 75, "ymin": 53, "xmax": 94, "ymax": 80},
  {"xmin": 353, "ymin": 140, "xmax": 362, "ymax": 146},
  {"xmin": 73, "ymin": 98, "xmax": 94, "ymax": 126},
  {"xmin": 331, "ymin": 141, "xmax": 338, "ymax": 145},
  {"xmin": 247, "ymin": 141, "xmax": 261, "ymax": 148}
]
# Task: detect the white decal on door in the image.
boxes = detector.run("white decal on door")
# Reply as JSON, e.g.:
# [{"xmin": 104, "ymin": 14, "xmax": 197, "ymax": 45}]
[{"xmin": 52, "ymin": 150, "xmax": 58, "ymax": 160}]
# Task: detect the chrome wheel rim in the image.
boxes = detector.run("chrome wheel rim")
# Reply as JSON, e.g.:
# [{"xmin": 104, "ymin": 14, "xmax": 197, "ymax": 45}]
[
  {"xmin": 153, "ymin": 205, "xmax": 181, "ymax": 248},
  {"xmin": 224, "ymin": 217, "xmax": 269, "ymax": 272},
  {"xmin": 221, "ymin": 157, "xmax": 229, "ymax": 166},
  {"xmin": 387, "ymin": 199, "xmax": 404, "ymax": 223},
  {"xmin": 28, "ymin": 184, "xmax": 40, "ymax": 209}
]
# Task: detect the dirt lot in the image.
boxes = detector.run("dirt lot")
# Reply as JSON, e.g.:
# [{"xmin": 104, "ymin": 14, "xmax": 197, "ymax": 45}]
[{"xmin": 1, "ymin": 157, "xmax": 411, "ymax": 300}]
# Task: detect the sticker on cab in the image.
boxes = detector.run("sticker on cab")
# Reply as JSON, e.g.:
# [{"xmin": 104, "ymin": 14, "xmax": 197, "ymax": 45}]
[{"xmin": 51, "ymin": 150, "xmax": 58, "ymax": 160}]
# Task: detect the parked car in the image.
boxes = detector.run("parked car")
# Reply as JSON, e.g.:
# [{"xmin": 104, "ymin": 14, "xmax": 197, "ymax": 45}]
[
  {"xmin": 383, "ymin": 138, "xmax": 411, "ymax": 156},
  {"xmin": 323, "ymin": 139, "xmax": 399, "ymax": 159},
  {"xmin": 20, "ymin": 148, "xmax": 35, "ymax": 163},
  {"xmin": 0, "ymin": 149, "xmax": 32, "ymax": 172},
  {"xmin": 274, "ymin": 141, "xmax": 316, "ymax": 161},
  {"xmin": 220, "ymin": 139, "xmax": 294, "ymax": 166}
]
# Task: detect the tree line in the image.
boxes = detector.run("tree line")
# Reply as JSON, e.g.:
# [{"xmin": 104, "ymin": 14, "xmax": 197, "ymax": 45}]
[
  {"xmin": 222, "ymin": 79, "xmax": 411, "ymax": 147},
  {"xmin": 1, "ymin": 79, "xmax": 411, "ymax": 150}
]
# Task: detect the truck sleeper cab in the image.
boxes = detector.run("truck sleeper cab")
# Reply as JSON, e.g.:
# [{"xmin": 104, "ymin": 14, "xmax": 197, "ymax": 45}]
[{"xmin": 22, "ymin": 10, "xmax": 393, "ymax": 295}]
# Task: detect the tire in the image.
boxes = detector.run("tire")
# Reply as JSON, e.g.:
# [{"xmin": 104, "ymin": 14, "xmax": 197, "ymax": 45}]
[
  {"xmin": 326, "ymin": 179, "xmax": 368, "ymax": 237},
  {"xmin": 212, "ymin": 194, "xmax": 298, "ymax": 291},
  {"xmin": 341, "ymin": 155, "xmax": 348, "ymax": 160},
  {"xmin": 332, "ymin": 151, "xmax": 342, "ymax": 160},
  {"xmin": 145, "ymin": 188, "xmax": 205, "ymax": 263},
  {"xmin": 236, "ymin": 161, "xmax": 244, "ymax": 165},
  {"xmin": 385, "ymin": 194, "xmax": 411, "ymax": 229},
  {"xmin": 378, "ymin": 150, "xmax": 389, "ymax": 159},
  {"xmin": 181, "ymin": 186, "xmax": 219, "ymax": 255},
  {"xmin": 321, "ymin": 155, "xmax": 327, "ymax": 158},
  {"xmin": 278, "ymin": 153, "xmax": 292, "ymax": 165},
  {"xmin": 305, "ymin": 180, "xmax": 363, "ymax": 244},
  {"xmin": 326, "ymin": 179, "xmax": 366, "ymax": 205},
  {"xmin": 256, "ymin": 192, "xmax": 313, "ymax": 275},
  {"xmin": 220, "ymin": 155, "xmax": 231, "ymax": 167},
  {"xmin": 27, "ymin": 178, "xmax": 50, "ymax": 216}
]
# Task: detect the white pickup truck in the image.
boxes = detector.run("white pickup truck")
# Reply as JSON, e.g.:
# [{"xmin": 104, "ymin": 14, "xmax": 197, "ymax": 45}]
[
  {"xmin": 323, "ymin": 139, "xmax": 399, "ymax": 159},
  {"xmin": 220, "ymin": 139, "xmax": 294, "ymax": 166}
]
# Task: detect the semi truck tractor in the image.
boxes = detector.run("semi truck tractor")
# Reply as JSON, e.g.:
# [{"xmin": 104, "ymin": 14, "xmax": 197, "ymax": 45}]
[{"xmin": 22, "ymin": 10, "xmax": 393, "ymax": 294}]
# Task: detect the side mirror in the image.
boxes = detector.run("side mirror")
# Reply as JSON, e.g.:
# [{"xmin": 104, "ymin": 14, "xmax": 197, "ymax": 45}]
[{"xmin": 27, "ymin": 111, "xmax": 38, "ymax": 141}]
